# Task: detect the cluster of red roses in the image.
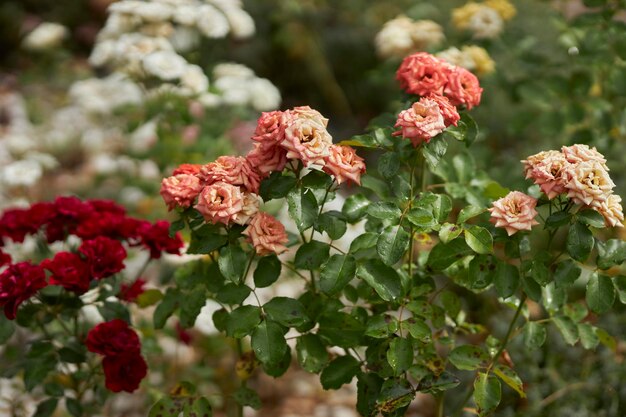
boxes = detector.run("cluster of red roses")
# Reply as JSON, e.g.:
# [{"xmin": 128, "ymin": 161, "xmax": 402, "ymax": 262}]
[
  {"xmin": 160, "ymin": 106, "xmax": 367, "ymax": 256},
  {"xmin": 86, "ymin": 319, "xmax": 147, "ymax": 393},
  {"xmin": 393, "ymin": 52, "xmax": 483, "ymax": 146},
  {"xmin": 0, "ymin": 197, "xmax": 183, "ymax": 320}
]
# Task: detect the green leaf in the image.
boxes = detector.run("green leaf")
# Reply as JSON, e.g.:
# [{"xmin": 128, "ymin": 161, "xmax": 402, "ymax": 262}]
[
  {"xmin": 377, "ymin": 225, "xmax": 410, "ymax": 266},
  {"xmin": 264, "ymin": 297, "xmax": 309, "ymax": 327},
  {"xmin": 218, "ymin": 245, "xmax": 247, "ymax": 284},
  {"xmin": 253, "ymin": 255, "xmax": 281, "ymax": 288},
  {"xmin": 58, "ymin": 345, "xmax": 86, "ymax": 364},
  {"xmin": 136, "ymin": 289, "xmax": 164, "ymax": 308},
  {"xmin": 316, "ymin": 211, "xmax": 347, "ymax": 240},
  {"xmin": 367, "ymin": 202, "xmax": 402, "ymax": 220},
  {"xmin": 301, "ymin": 170, "xmax": 333, "ymax": 189},
  {"xmin": 187, "ymin": 232, "xmax": 228, "ymax": 255},
  {"xmin": 448, "ymin": 345, "xmax": 490, "ymax": 371},
  {"xmin": 464, "ymin": 225, "xmax": 493, "ymax": 254},
  {"xmin": 179, "ymin": 287, "xmax": 207, "ymax": 328},
  {"xmin": 287, "ymin": 188, "xmax": 318, "ymax": 232},
  {"xmin": 233, "ymin": 386, "xmax": 262, "ymax": 410},
  {"xmin": 387, "ymin": 337, "xmax": 413, "ymax": 375},
  {"xmin": 531, "ymin": 260, "xmax": 551, "ymax": 286},
  {"xmin": 586, "ymin": 272, "xmax": 615, "ymax": 314},
  {"xmin": 190, "ymin": 397, "xmax": 213, "ymax": 417},
  {"xmin": 554, "ymin": 260, "xmax": 581, "ymax": 289},
  {"xmin": 423, "ymin": 138, "xmax": 448, "ymax": 170},
  {"xmin": 65, "ymin": 397, "xmax": 83, "ymax": 417},
  {"xmin": 349, "ymin": 233, "xmax": 378, "ymax": 253},
  {"xmin": 33, "ymin": 398, "xmax": 58, "ymax": 417},
  {"xmin": 524, "ymin": 322, "xmax": 547, "ymax": 350},
  {"xmin": 357, "ymin": 373, "xmax": 384, "ymax": 417},
  {"xmin": 251, "ymin": 320, "xmax": 288, "ymax": 366},
  {"xmin": 467, "ymin": 255, "xmax": 495, "ymax": 290},
  {"xmin": 405, "ymin": 317, "xmax": 431, "ymax": 341},
  {"xmin": 378, "ymin": 152, "xmax": 400, "ymax": 179},
  {"xmin": 577, "ymin": 209, "xmax": 605, "ymax": 228},
  {"xmin": 357, "ymin": 259, "xmax": 402, "ymax": 301},
  {"xmin": 318, "ymin": 312, "xmax": 365, "ymax": 348},
  {"xmin": 473, "ymin": 373, "xmax": 501, "ymax": 416},
  {"xmin": 406, "ymin": 208, "xmax": 437, "ymax": 230},
  {"xmin": 366, "ymin": 314, "xmax": 398, "ymax": 338},
  {"xmin": 458, "ymin": 206, "xmax": 486, "ymax": 223},
  {"xmin": 566, "ymin": 221, "xmax": 594, "ymax": 262},
  {"xmin": 578, "ymin": 323, "xmax": 600, "ymax": 350},
  {"xmin": 296, "ymin": 334, "xmax": 329, "ymax": 373},
  {"xmin": 0, "ymin": 314, "xmax": 15, "ymax": 344},
  {"xmin": 259, "ymin": 172, "xmax": 297, "ymax": 201},
  {"xmin": 493, "ymin": 365, "xmax": 526, "ymax": 398},
  {"xmin": 154, "ymin": 288, "xmax": 180, "ymax": 329},
  {"xmin": 439, "ymin": 223, "xmax": 462, "ymax": 244},
  {"xmin": 597, "ymin": 239, "xmax": 626, "ymax": 270},
  {"xmin": 97, "ymin": 301, "xmax": 130, "ymax": 323},
  {"xmin": 294, "ymin": 240, "xmax": 330, "ymax": 270},
  {"xmin": 320, "ymin": 355, "xmax": 360, "ymax": 390},
  {"xmin": 427, "ymin": 238, "xmax": 473, "ymax": 271},
  {"xmin": 215, "ymin": 283, "xmax": 251, "ymax": 305},
  {"xmin": 613, "ymin": 275, "xmax": 626, "ymax": 304},
  {"xmin": 342, "ymin": 194, "xmax": 370, "ymax": 223},
  {"xmin": 319, "ymin": 254, "xmax": 357, "ymax": 296},
  {"xmin": 494, "ymin": 262, "xmax": 520, "ymax": 299},
  {"xmin": 418, "ymin": 371, "xmax": 460, "ymax": 394},
  {"xmin": 226, "ymin": 305, "xmax": 262, "ymax": 338},
  {"xmin": 544, "ymin": 211, "xmax": 571, "ymax": 229},
  {"xmin": 553, "ymin": 316, "xmax": 579, "ymax": 346}
]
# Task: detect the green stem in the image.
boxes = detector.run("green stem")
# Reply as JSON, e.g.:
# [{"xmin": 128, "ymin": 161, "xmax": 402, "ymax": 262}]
[
  {"xmin": 242, "ymin": 252, "xmax": 255, "ymax": 283},
  {"xmin": 435, "ymin": 392, "xmax": 445, "ymax": 417},
  {"xmin": 487, "ymin": 294, "xmax": 527, "ymax": 372}
]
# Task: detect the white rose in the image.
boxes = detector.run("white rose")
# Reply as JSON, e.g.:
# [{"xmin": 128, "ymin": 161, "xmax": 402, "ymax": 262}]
[
  {"xmin": 196, "ymin": 4, "xmax": 230, "ymax": 38},
  {"xmin": 1, "ymin": 159, "xmax": 43, "ymax": 187},
  {"xmin": 142, "ymin": 50, "xmax": 188, "ymax": 80},
  {"xmin": 249, "ymin": 78, "xmax": 281, "ymax": 111},
  {"xmin": 89, "ymin": 40, "xmax": 116, "ymax": 67},
  {"xmin": 213, "ymin": 62, "xmax": 254, "ymax": 78},
  {"xmin": 468, "ymin": 6, "xmax": 504, "ymax": 39},
  {"xmin": 180, "ymin": 64, "xmax": 210, "ymax": 95},
  {"xmin": 221, "ymin": 7, "xmax": 255, "ymax": 39},
  {"xmin": 173, "ymin": 5, "xmax": 198, "ymax": 26},
  {"xmin": 168, "ymin": 27, "xmax": 200, "ymax": 52},
  {"xmin": 22, "ymin": 22, "xmax": 68, "ymax": 51},
  {"xmin": 133, "ymin": 2, "xmax": 173, "ymax": 22}
]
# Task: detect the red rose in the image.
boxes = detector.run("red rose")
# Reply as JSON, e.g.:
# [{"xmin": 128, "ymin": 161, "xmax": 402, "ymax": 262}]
[
  {"xmin": 0, "ymin": 262, "xmax": 47, "ymax": 320},
  {"xmin": 41, "ymin": 252, "xmax": 91, "ymax": 294},
  {"xmin": 102, "ymin": 352, "xmax": 148, "ymax": 393},
  {"xmin": 79, "ymin": 237, "xmax": 127, "ymax": 279},
  {"xmin": 176, "ymin": 322, "xmax": 193, "ymax": 345},
  {"xmin": 45, "ymin": 197, "xmax": 94, "ymax": 242},
  {"xmin": 0, "ymin": 249, "xmax": 11, "ymax": 268},
  {"xmin": 85, "ymin": 319, "xmax": 141, "ymax": 356},
  {"xmin": 118, "ymin": 279, "xmax": 146, "ymax": 302},
  {"xmin": 137, "ymin": 221, "xmax": 183, "ymax": 259},
  {"xmin": 0, "ymin": 208, "xmax": 38, "ymax": 243},
  {"xmin": 86, "ymin": 200, "xmax": 126, "ymax": 216}
]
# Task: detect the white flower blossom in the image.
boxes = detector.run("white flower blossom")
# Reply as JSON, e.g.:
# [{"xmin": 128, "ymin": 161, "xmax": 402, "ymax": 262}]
[
  {"xmin": 196, "ymin": 4, "xmax": 230, "ymax": 38},
  {"xmin": 69, "ymin": 74, "xmax": 143, "ymax": 114},
  {"xmin": 180, "ymin": 64, "xmax": 210, "ymax": 95},
  {"xmin": 249, "ymin": 77, "xmax": 281, "ymax": 111},
  {"xmin": 142, "ymin": 50, "xmax": 188, "ymax": 80},
  {"xmin": 22, "ymin": 22, "xmax": 68, "ymax": 50},
  {"xmin": 1, "ymin": 159, "xmax": 43, "ymax": 187},
  {"xmin": 468, "ymin": 6, "xmax": 504, "ymax": 39}
]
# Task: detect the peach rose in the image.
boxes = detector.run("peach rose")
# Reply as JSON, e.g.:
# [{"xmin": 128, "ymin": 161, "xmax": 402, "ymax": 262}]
[
  {"xmin": 526, "ymin": 152, "xmax": 571, "ymax": 199},
  {"xmin": 243, "ymin": 212, "xmax": 289, "ymax": 256},
  {"xmin": 199, "ymin": 155, "xmax": 261, "ymax": 193},
  {"xmin": 396, "ymin": 52, "xmax": 450, "ymax": 96},
  {"xmin": 564, "ymin": 161, "xmax": 615, "ymax": 206},
  {"xmin": 194, "ymin": 182, "xmax": 244, "ymax": 225},
  {"xmin": 426, "ymin": 94, "xmax": 460, "ymax": 126},
  {"xmin": 252, "ymin": 110, "xmax": 292, "ymax": 145},
  {"xmin": 172, "ymin": 163, "xmax": 202, "ymax": 176},
  {"xmin": 235, "ymin": 193, "xmax": 262, "ymax": 226},
  {"xmin": 160, "ymin": 174, "xmax": 204, "ymax": 210},
  {"xmin": 246, "ymin": 142, "xmax": 288, "ymax": 178},
  {"xmin": 322, "ymin": 145, "xmax": 366, "ymax": 185},
  {"xmin": 489, "ymin": 191, "xmax": 540, "ymax": 236},
  {"xmin": 444, "ymin": 66, "xmax": 482, "ymax": 110},
  {"xmin": 280, "ymin": 106, "xmax": 332, "ymax": 168},
  {"xmin": 561, "ymin": 144, "xmax": 608, "ymax": 170},
  {"xmin": 596, "ymin": 194, "xmax": 624, "ymax": 228},
  {"xmin": 521, "ymin": 150, "xmax": 562, "ymax": 179},
  {"xmin": 392, "ymin": 98, "xmax": 446, "ymax": 147}
]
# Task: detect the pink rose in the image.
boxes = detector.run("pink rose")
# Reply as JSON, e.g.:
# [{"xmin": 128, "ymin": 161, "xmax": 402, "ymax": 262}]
[
  {"xmin": 160, "ymin": 174, "xmax": 204, "ymax": 210},
  {"xmin": 426, "ymin": 94, "xmax": 460, "ymax": 127},
  {"xmin": 488, "ymin": 191, "xmax": 540, "ymax": 236},
  {"xmin": 396, "ymin": 52, "xmax": 450, "ymax": 96},
  {"xmin": 172, "ymin": 164, "xmax": 202, "ymax": 176},
  {"xmin": 521, "ymin": 150, "xmax": 562, "ymax": 180},
  {"xmin": 253, "ymin": 110, "xmax": 292, "ymax": 145},
  {"xmin": 323, "ymin": 145, "xmax": 366, "ymax": 185},
  {"xmin": 392, "ymin": 98, "xmax": 446, "ymax": 147},
  {"xmin": 246, "ymin": 142, "xmax": 288, "ymax": 178},
  {"xmin": 564, "ymin": 160, "xmax": 615, "ymax": 206},
  {"xmin": 243, "ymin": 212, "xmax": 289, "ymax": 256},
  {"xmin": 199, "ymin": 156, "xmax": 261, "ymax": 194},
  {"xmin": 561, "ymin": 144, "xmax": 608, "ymax": 170},
  {"xmin": 596, "ymin": 194, "xmax": 624, "ymax": 228},
  {"xmin": 444, "ymin": 66, "xmax": 482, "ymax": 110},
  {"xmin": 526, "ymin": 152, "xmax": 571, "ymax": 200},
  {"xmin": 280, "ymin": 106, "xmax": 332, "ymax": 168},
  {"xmin": 194, "ymin": 182, "xmax": 245, "ymax": 225}
]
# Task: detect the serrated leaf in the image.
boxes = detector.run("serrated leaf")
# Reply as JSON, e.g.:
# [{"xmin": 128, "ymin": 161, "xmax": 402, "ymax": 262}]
[
  {"xmin": 554, "ymin": 260, "xmax": 581, "ymax": 289},
  {"xmin": 464, "ymin": 225, "xmax": 493, "ymax": 254},
  {"xmin": 553, "ymin": 316, "xmax": 579, "ymax": 345},
  {"xmin": 586, "ymin": 272, "xmax": 615, "ymax": 314},
  {"xmin": 320, "ymin": 355, "xmax": 360, "ymax": 390},
  {"xmin": 296, "ymin": 334, "xmax": 329, "ymax": 373},
  {"xmin": 226, "ymin": 305, "xmax": 262, "ymax": 338},
  {"xmin": 377, "ymin": 225, "xmax": 410, "ymax": 266},
  {"xmin": 578, "ymin": 323, "xmax": 600, "ymax": 350},
  {"xmin": 494, "ymin": 262, "xmax": 519, "ymax": 299},
  {"xmin": 367, "ymin": 202, "xmax": 402, "ymax": 220},
  {"xmin": 387, "ymin": 338, "xmax": 413, "ymax": 375},
  {"xmin": 253, "ymin": 255, "xmax": 281, "ymax": 288},
  {"xmin": 294, "ymin": 240, "xmax": 330, "ymax": 270},
  {"xmin": 473, "ymin": 372, "xmax": 501, "ymax": 416},
  {"xmin": 357, "ymin": 259, "xmax": 402, "ymax": 301},
  {"xmin": 448, "ymin": 345, "xmax": 490, "ymax": 371},
  {"xmin": 439, "ymin": 223, "xmax": 462, "ymax": 244},
  {"xmin": 577, "ymin": 209, "xmax": 606, "ymax": 228},
  {"xmin": 427, "ymin": 238, "xmax": 473, "ymax": 271},
  {"xmin": 458, "ymin": 206, "xmax": 486, "ymax": 223},
  {"xmin": 259, "ymin": 172, "xmax": 297, "ymax": 201},
  {"xmin": 319, "ymin": 254, "xmax": 357, "ymax": 296},
  {"xmin": 406, "ymin": 208, "xmax": 437, "ymax": 230},
  {"xmin": 218, "ymin": 245, "xmax": 247, "ymax": 284},
  {"xmin": 493, "ymin": 365, "xmax": 526, "ymax": 398},
  {"xmin": 287, "ymin": 188, "xmax": 318, "ymax": 232},
  {"xmin": 566, "ymin": 222, "xmax": 594, "ymax": 262},
  {"xmin": 233, "ymin": 386, "xmax": 261, "ymax": 410},
  {"xmin": 264, "ymin": 297, "xmax": 309, "ymax": 327},
  {"xmin": 342, "ymin": 193, "xmax": 370, "ymax": 223},
  {"xmin": 524, "ymin": 322, "xmax": 547, "ymax": 350},
  {"xmin": 251, "ymin": 320, "xmax": 288, "ymax": 366}
]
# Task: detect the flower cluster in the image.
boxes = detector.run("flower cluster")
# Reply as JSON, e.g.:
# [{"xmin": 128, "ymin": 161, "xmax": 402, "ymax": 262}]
[
  {"xmin": 522, "ymin": 145, "xmax": 623, "ymax": 227},
  {"xmin": 161, "ymin": 106, "xmax": 366, "ymax": 255},
  {"xmin": 375, "ymin": 16, "xmax": 445, "ymax": 59},
  {"xmin": 0, "ymin": 197, "xmax": 183, "ymax": 319},
  {"xmin": 452, "ymin": 0, "xmax": 516, "ymax": 39},
  {"xmin": 394, "ymin": 52, "xmax": 482, "ymax": 146},
  {"xmin": 436, "ymin": 45, "xmax": 495, "ymax": 76},
  {"xmin": 85, "ymin": 319, "xmax": 148, "ymax": 393}
]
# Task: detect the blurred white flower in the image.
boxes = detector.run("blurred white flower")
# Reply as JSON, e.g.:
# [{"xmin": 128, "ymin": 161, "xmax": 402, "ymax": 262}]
[
  {"xmin": 1, "ymin": 159, "xmax": 43, "ymax": 187},
  {"xmin": 249, "ymin": 77, "xmax": 281, "ymax": 111},
  {"xmin": 173, "ymin": 5, "xmax": 199, "ymax": 26},
  {"xmin": 196, "ymin": 4, "xmax": 230, "ymax": 38},
  {"xmin": 133, "ymin": 2, "xmax": 173, "ymax": 22},
  {"xmin": 138, "ymin": 160, "xmax": 160, "ymax": 180},
  {"xmin": 119, "ymin": 186, "xmax": 147, "ymax": 206},
  {"xmin": 168, "ymin": 26, "xmax": 200, "ymax": 52},
  {"xmin": 220, "ymin": 6, "xmax": 255, "ymax": 39},
  {"xmin": 198, "ymin": 92, "xmax": 221, "ymax": 108},
  {"xmin": 468, "ymin": 6, "xmax": 504, "ymax": 39},
  {"xmin": 375, "ymin": 16, "xmax": 444, "ymax": 59},
  {"xmin": 180, "ymin": 64, "xmax": 209, "ymax": 95},
  {"xmin": 142, "ymin": 50, "xmax": 188, "ymax": 80},
  {"xmin": 130, "ymin": 119, "xmax": 159, "ymax": 153},
  {"xmin": 24, "ymin": 152, "xmax": 58, "ymax": 170},
  {"xmin": 92, "ymin": 154, "xmax": 119, "ymax": 175},
  {"xmin": 22, "ymin": 22, "xmax": 68, "ymax": 51},
  {"xmin": 88, "ymin": 39, "xmax": 117, "ymax": 67},
  {"xmin": 213, "ymin": 62, "xmax": 254, "ymax": 78},
  {"xmin": 69, "ymin": 74, "xmax": 143, "ymax": 114},
  {"xmin": 437, "ymin": 47, "xmax": 476, "ymax": 71},
  {"xmin": 3, "ymin": 133, "xmax": 37, "ymax": 155},
  {"xmin": 98, "ymin": 12, "xmax": 141, "ymax": 39}
]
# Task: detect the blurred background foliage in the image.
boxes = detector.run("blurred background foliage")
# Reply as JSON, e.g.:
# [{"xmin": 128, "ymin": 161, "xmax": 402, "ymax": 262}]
[{"xmin": 1, "ymin": 0, "xmax": 626, "ymax": 416}]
